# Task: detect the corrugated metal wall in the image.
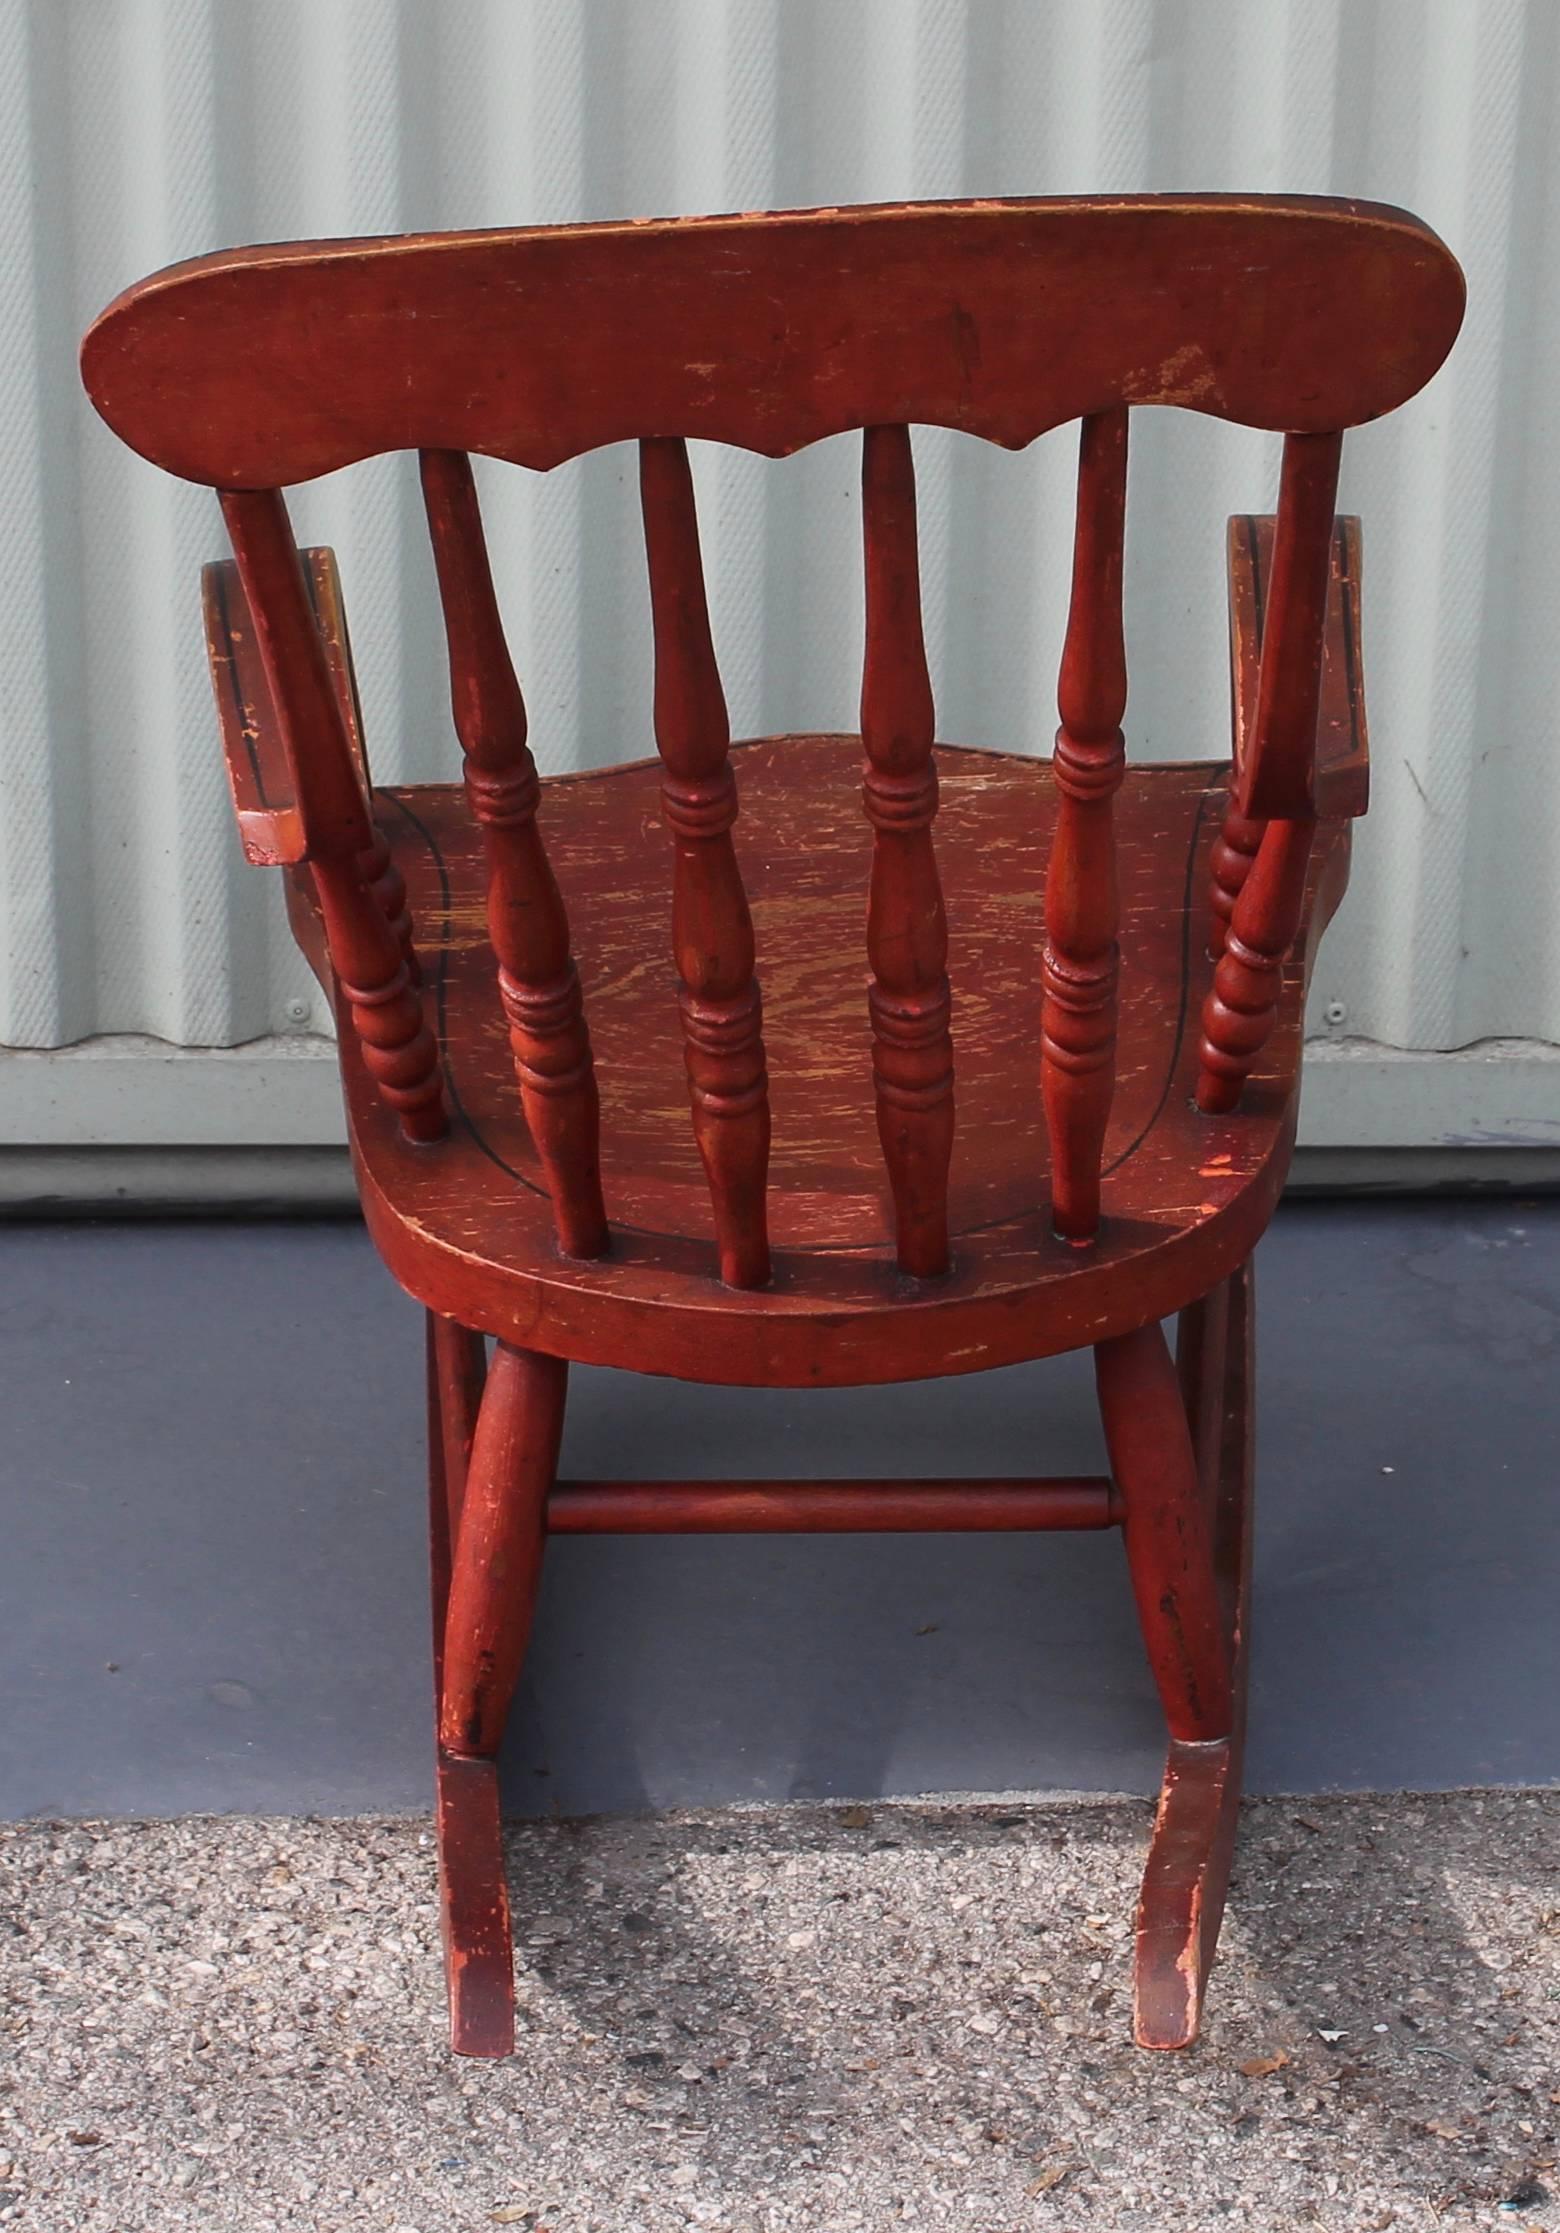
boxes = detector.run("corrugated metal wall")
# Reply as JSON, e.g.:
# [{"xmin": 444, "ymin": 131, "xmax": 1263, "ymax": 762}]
[{"xmin": 4, "ymin": 0, "xmax": 1558, "ymax": 1093}]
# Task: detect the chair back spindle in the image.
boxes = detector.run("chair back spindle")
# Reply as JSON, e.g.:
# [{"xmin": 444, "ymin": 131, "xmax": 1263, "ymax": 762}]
[
  {"xmin": 1196, "ymin": 431, "xmax": 1341, "ymax": 1112},
  {"xmin": 298, "ymin": 546, "xmax": 423, "ymax": 982},
  {"xmin": 1230, "ymin": 431, "xmax": 1343, "ymax": 821},
  {"xmin": 1042, "ymin": 408, "xmax": 1130, "ymax": 1242},
  {"xmin": 220, "ymin": 487, "xmax": 446, "ymax": 1143},
  {"xmin": 360, "ymin": 822, "xmax": 420, "ymax": 982},
  {"xmin": 1206, "ymin": 796, "xmax": 1264, "ymax": 961},
  {"xmin": 860, "ymin": 424, "xmax": 955, "ymax": 1276},
  {"xmin": 420, "ymin": 449, "xmax": 607, "ymax": 1257},
  {"xmin": 639, "ymin": 436, "xmax": 772, "ymax": 1288}
]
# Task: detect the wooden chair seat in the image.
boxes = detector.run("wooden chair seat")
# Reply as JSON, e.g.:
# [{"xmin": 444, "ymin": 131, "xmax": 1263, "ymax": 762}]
[{"xmin": 310, "ymin": 741, "xmax": 1346, "ymax": 1385}]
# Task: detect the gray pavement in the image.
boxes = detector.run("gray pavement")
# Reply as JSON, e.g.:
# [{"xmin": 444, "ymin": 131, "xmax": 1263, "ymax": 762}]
[{"xmin": 2, "ymin": 1791, "xmax": 1557, "ymax": 2232}]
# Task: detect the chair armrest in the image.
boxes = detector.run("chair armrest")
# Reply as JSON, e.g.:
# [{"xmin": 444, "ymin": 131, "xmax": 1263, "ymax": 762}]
[
  {"xmin": 1226, "ymin": 514, "xmax": 1368, "ymax": 821},
  {"xmin": 201, "ymin": 544, "xmax": 369, "ymax": 865}
]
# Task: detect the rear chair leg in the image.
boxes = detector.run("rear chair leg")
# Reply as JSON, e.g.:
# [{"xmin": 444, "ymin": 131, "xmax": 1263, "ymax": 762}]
[
  {"xmin": 426, "ymin": 1317, "xmax": 567, "ymax": 2056},
  {"xmin": 1095, "ymin": 1272, "xmax": 1250, "ymax": 2048}
]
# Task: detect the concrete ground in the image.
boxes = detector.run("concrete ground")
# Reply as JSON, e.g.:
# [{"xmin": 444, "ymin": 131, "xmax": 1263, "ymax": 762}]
[{"xmin": 3, "ymin": 1790, "xmax": 1558, "ymax": 2233}]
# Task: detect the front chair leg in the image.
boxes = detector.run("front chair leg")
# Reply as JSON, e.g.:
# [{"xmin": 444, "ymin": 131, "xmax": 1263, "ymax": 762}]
[
  {"xmin": 1095, "ymin": 1293, "xmax": 1246, "ymax": 2048},
  {"xmin": 427, "ymin": 1322, "xmax": 567, "ymax": 2055}
]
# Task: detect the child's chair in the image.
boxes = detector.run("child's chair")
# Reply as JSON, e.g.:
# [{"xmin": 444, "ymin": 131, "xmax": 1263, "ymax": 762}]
[{"xmin": 82, "ymin": 194, "xmax": 1463, "ymax": 2054}]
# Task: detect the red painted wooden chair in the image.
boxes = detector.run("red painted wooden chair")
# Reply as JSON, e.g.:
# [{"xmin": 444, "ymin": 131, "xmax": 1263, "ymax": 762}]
[{"xmin": 82, "ymin": 196, "xmax": 1462, "ymax": 2056}]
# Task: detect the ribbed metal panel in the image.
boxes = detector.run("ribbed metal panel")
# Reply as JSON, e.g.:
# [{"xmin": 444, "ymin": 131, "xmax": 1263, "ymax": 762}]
[{"xmin": 4, "ymin": 0, "xmax": 1557, "ymax": 1075}]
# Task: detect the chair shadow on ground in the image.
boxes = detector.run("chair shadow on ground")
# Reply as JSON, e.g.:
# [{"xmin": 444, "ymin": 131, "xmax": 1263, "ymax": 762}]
[
  {"xmin": 496, "ymin": 1514, "xmax": 1558, "ymax": 2219},
  {"xmin": 498, "ymin": 1789, "xmax": 1560, "ymax": 2222},
  {"xmin": 459, "ymin": 1203, "xmax": 1560, "ymax": 2215}
]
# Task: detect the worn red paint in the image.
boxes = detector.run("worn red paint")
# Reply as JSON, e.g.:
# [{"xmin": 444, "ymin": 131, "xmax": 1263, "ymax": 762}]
[{"xmin": 82, "ymin": 194, "xmax": 1462, "ymax": 2056}]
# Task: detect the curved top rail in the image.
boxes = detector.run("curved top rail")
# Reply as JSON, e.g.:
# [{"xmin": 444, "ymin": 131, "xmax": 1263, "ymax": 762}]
[{"xmin": 82, "ymin": 195, "xmax": 1464, "ymax": 488}]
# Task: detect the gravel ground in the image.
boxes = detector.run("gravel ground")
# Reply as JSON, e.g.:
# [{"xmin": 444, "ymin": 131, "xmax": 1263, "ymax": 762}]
[{"xmin": 1, "ymin": 1791, "xmax": 1557, "ymax": 2233}]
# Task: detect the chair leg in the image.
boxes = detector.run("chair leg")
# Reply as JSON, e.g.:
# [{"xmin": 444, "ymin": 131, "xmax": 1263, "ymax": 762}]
[
  {"xmin": 432, "ymin": 1311, "xmax": 487, "ymax": 1543},
  {"xmin": 426, "ymin": 1319, "xmax": 567, "ymax": 2057},
  {"xmin": 1095, "ymin": 1270, "xmax": 1250, "ymax": 2048},
  {"xmin": 440, "ymin": 1340, "xmax": 568, "ymax": 1756},
  {"xmin": 1096, "ymin": 1314, "xmax": 1232, "ymax": 1746}
]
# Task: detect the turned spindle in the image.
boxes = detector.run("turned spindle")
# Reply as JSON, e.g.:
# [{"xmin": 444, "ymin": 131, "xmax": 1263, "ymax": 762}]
[
  {"xmin": 639, "ymin": 437, "xmax": 771, "ymax": 1289},
  {"xmin": 1206, "ymin": 791, "xmax": 1264, "ymax": 962},
  {"xmin": 420, "ymin": 449, "xmax": 607, "ymax": 1257},
  {"xmin": 1042, "ymin": 408, "xmax": 1129, "ymax": 1243},
  {"xmin": 360, "ymin": 821, "xmax": 420, "ymax": 982},
  {"xmin": 860, "ymin": 423, "xmax": 955, "ymax": 1278},
  {"xmin": 220, "ymin": 488, "xmax": 445, "ymax": 1143}
]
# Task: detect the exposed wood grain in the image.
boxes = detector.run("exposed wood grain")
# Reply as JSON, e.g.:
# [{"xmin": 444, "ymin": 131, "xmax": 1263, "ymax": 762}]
[
  {"xmin": 1227, "ymin": 514, "xmax": 1369, "ymax": 826},
  {"xmin": 204, "ymin": 546, "xmax": 421, "ymax": 981},
  {"xmin": 202, "ymin": 546, "xmax": 371, "ymax": 866},
  {"xmin": 1043, "ymin": 408, "xmax": 1129, "ymax": 1244},
  {"xmin": 861, "ymin": 424, "xmax": 954, "ymax": 1276},
  {"xmin": 326, "ymin": 739, "xmax": 1349, "ymax": 1385},
  {"xmin": 220, "ymin": 490, "xmax": 445, "ymax": 1142},
  {"xmin": 201, "ymin": 558, "xmax": 306, "ymax": 867},
  {"xmin": 640, "ymin": 436, "xmax": 771, "ymax": 1288},
  {"xmin": 431, "ymin": 1750, "xmax": 513, "ymax": 2057},
  {"xmin": 421, "ymin": 449, "xmax": 606, "ymax": 1257},
  {"xmin": 84, "ymin": 198, "xmax": 1464, "ymax": 487}
]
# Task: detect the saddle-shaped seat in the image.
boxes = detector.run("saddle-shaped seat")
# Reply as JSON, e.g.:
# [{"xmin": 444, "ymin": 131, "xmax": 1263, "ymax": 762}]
[{"xmin": 319, "ymin": 743, "xmax": 1341, "ymax": 1379}]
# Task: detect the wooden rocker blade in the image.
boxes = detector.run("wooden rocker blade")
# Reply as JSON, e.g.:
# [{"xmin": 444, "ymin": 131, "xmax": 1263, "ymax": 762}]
[
  {"xmin": 426, "ymin": 1313, "xmax": 515, "ymax": 2057},
  {"xmin": 433, "ymin": 1746, "xmax": 515, "ymax": 2058},
  {"xmin": 1134, "ymin": 1262, "xmax": 1253, "ymax": 2049},
  {"xmin": 1133, "ymin": 1731, "xmax": 1243, "ymax": 2049}
]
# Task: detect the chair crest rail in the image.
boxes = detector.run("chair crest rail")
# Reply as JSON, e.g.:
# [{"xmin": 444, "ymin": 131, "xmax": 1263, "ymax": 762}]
[{"xmin": 83, "ymin": 198, "xmax": 1464, "ymax": 487}]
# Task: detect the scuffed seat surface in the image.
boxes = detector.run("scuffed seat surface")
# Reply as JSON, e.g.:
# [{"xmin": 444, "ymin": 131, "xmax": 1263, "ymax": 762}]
[{"xmin": 311, "ymin": 736, "xmax": 1341, "ymax": 1384}]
